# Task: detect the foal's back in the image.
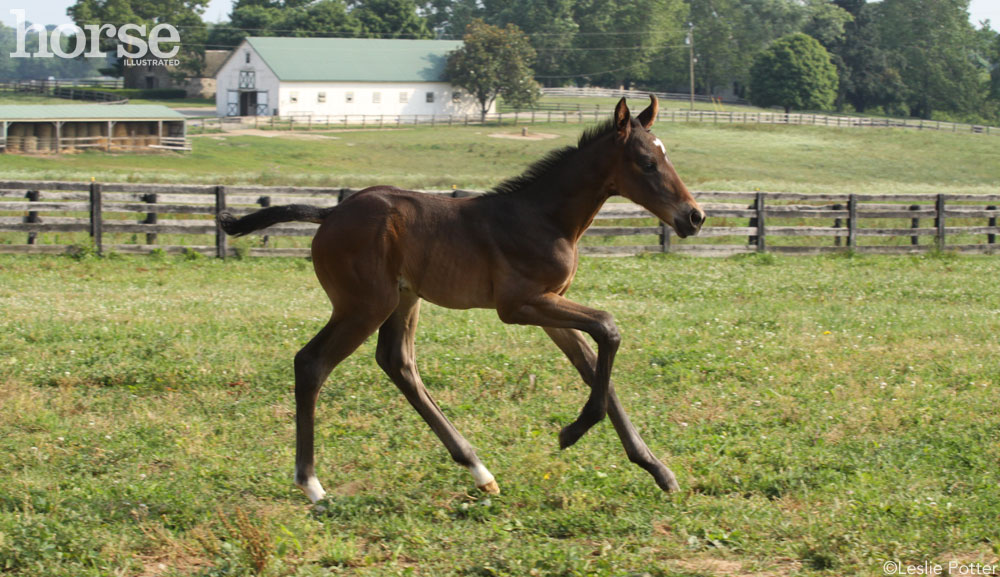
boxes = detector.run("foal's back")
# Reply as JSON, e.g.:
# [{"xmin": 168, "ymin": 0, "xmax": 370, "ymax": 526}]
[{"xmin": 312, "ymin": 186, "xmax": 522, "ymax": 311}]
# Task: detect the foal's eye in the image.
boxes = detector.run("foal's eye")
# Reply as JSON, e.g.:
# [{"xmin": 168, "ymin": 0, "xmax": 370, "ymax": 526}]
[{"xmin": 641, "ymin": 159, "xmax": 658, "ymax": 172}]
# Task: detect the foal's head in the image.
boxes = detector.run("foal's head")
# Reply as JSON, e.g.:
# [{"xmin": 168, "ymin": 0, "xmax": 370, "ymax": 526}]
[{"xmin": 606, "ymin": 96, "xmax": 705, "ymax": 238}]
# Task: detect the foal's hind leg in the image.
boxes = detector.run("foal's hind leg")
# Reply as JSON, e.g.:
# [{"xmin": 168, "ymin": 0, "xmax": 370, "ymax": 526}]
[
  {"xmin": 544, "ymin": 327, "xmax": 680, "ymax": 493},
  {"xmin": 294, "ymin": 311, "xmax": 391, "ymax": 503},
  {"xmin": 376, "ymin": 290, "xmax": 499, "ymax": 494}
]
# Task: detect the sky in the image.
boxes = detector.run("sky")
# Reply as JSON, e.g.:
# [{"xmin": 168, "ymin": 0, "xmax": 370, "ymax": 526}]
[{"xmin": 2, "ymin": 0, "xmax": 999, "ymax": 31}]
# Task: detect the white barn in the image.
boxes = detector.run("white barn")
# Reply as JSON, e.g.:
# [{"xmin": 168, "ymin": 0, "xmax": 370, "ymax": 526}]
[{"xmin": 214, "ymin": 37, "xmax": 486, "ymax": 118}]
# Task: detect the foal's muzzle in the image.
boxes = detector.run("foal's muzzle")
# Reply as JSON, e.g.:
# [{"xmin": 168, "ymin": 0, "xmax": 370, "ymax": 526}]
[{"xmin": 673, "ymin": 206, "xmax": 706, "ymax": 238}]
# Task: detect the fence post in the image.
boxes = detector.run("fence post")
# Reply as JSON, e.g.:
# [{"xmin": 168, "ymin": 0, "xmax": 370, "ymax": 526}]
[
  {"xmin": 89, "ymin": 181, "xmax": 103, "ymax": 255},
  {"xmin": 215, "ymin": 185, "xmax": 227, "ymax": 259},
  {"xmin": 909, "ymin": 204, "xmax": 921, "ymax": 246},
  {"xmin": 988, "ymin": 205, "xmax": 997, "ymax": 245},
  {"xmin": 832, "ymin": 203, "xmax": 843, "ymax": 247},
  {"xmin": 755, "ymin": 192, "xmax": 766, "ymax": 252},
  {"xmin": 143, "ymin": 193, "xmax": 158, "ymax": 245},
  {"xmin": 25, "ymin": 190, "xmax": 39, "ymax": 245},
  {"xmin": 259, "ymin": 195, "xmax": 271, "ymax": 248},
  {"xmin": 847, "ymin": 194, "xmax": 857, "ymax": 249},
  {"xmin": 935, "ymin": 194, "xmax": 946, "ymax": 251},
  {"xmin": 660, "ymin": 220, "xmax": 671, "ymax": 253}
]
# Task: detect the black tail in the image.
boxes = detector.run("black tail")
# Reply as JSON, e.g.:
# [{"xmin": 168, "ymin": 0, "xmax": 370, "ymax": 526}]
[{"xmin": 217, "ymin": 204, "xmax": 335, "ymax": 237}]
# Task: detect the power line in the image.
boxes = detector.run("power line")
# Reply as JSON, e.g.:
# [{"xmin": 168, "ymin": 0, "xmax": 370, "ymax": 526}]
[{"xmin": 535, "ymin": 61, "xmax": 648, "ymax": 79}]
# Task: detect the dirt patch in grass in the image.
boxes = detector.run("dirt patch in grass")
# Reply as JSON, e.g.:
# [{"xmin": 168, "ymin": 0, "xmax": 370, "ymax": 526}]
[
  {"xmin": 668, "ymin": 556, "xmax": 802, "ymax": 577},
  {"xmin": 488, "ymin": 130, "xmax": 560, "ymax": 140}
]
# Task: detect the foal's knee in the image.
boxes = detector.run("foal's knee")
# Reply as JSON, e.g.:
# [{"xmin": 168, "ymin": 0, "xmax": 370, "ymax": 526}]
[
  {"xmin": 294, "ymin": 346, "xmax": 323, "ymax": 388},
  {"xmin": 593, "ymin": 312, "xmax": 621, "ymax": 351}
]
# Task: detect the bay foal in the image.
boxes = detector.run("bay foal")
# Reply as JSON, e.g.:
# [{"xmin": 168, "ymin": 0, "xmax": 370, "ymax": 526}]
[{"xmin": 219, "ymin": 96, "xmax": 705, "ymax": 502}]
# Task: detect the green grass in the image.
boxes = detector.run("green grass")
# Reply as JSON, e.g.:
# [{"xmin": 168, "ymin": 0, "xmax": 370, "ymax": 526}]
[
  {"xmin": 1, "ymin": 119, "xmax": 998, "ymax": 196},
  {"xmin": 0, "ymin": 93, "xmax": 70, "ymax": 105},
  {"xmin": 1, "ymin": 252, "xmax": 998, "ymax": 576},
  {"xmin": 0, "ymin": 91, "xmax": 214, "ymax": 107}
]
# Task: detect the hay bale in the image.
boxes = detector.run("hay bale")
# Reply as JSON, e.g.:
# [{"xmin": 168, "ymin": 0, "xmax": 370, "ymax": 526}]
[
  {"xmin": 23, "ymin": 135, "xmax": 37, "ymax": 153},
  {"xmin": 7, "ymin": 123, "xmax": 25, "ymax": 153},
  {"xmin": 113, "ymin": 122, "xmax": 128, "ymax": 150},
  {"xmin": 36, "ymin": 123, "xmax": 54, "ymax": 152},
  {"xmin": 62, "ymin": 123, "xmax": 78, "ymax": 152},
  {"xmin": 87, "ymin": 123, "xmax": 104, "ymax": 147}
]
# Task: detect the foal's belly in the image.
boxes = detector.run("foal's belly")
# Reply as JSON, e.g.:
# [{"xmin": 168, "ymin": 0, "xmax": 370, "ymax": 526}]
[{"xmin": 400, "ymin": 255, "xmax": 496, "ymax": 310}]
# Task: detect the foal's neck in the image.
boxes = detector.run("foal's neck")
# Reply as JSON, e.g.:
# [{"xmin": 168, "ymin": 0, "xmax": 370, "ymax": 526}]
[{"xmin": 524, "ymin": 136, "xmax": 618, "ymax": 241}]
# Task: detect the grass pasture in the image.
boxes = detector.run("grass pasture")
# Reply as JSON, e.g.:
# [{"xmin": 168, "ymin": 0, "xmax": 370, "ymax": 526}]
[
  {"xmin": 1, "ymin": 252, "xmax": 999, "ymax": 576},
  {"xmin": 3, "ymin": 116, "xmax": 998, "ymax": 255},
  {"xmin": 1, "ymin": 111, "xmax": 998, "ymax": 196}
]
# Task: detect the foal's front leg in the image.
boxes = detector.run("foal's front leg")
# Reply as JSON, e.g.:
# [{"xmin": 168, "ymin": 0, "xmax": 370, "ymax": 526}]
[
  {"xmin": 497, "ymin": 293, "xmax": 620, "ymax": 449},
  {"xmin": 544, "ymin": 327, "xmax": 680, "ymax": 492}
]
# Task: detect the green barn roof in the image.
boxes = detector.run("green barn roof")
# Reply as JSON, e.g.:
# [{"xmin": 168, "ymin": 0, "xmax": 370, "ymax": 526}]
[
  {"xmin": 245, "ymin": 37, "xmax": 462, "ymax": 83},
  {"xmin": 0, "ymin": 104, "xmax": 185, "ymax": 121}
]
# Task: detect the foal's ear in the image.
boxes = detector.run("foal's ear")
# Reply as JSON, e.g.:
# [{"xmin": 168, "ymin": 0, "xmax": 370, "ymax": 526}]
[
  {"xmin": 614, "ymin": 97, "xmax": 631, "ymax": 142},
  {"xmin": 636, "ymin": 94, "xmax": 659, "ymax": 130}
]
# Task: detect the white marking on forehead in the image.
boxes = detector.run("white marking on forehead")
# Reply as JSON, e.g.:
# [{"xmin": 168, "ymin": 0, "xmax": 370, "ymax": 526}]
[{"xmin": 652, "ymin": 137, "xmax": 667, "ymax": 158}]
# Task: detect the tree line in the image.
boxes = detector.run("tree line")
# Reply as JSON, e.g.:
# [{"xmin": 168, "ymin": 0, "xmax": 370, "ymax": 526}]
[
  {"xmin": 210, "ymin": 0, "xmax": 1000, "ymax": 122},
  {"xmin": 3, "ymin": 0, "xmax": 997, "ymax": 123}
]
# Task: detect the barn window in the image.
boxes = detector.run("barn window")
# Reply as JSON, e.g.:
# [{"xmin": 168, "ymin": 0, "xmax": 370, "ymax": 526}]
[
  {"xmin": 289, "ymin": 92, "xmax": 298, "ymax": 104},
  {"xmin": 372, "ymin": 91, "xmax": 381, "ymax": 104},
  {"xmin": 317, "ymin": 92, "xmax": 326, "ymax": 103},
  {"xmin": 238, "ymin": 70, "xmax": 255, "ymax": 89},
  {"xmin": 399, "ymin": 92, "xmax": 408, "ymax": 104},
  {"xmin": 452, "ymin": 91, "xmax": 462, "ymax": 102},
  {"xmin": 426, "ymin": 92, "xmax": 435, "ymax": 103},
  {"xmin": 345, "ymin": 92, "xmax": 354, "ymax": 104},
  {"xmin": 245, "ymin": 51, "xmax": 250, "ymax": 64}
]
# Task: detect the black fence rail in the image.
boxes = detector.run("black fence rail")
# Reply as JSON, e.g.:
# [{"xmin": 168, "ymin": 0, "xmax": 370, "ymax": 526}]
[{"xmin": 1, "ymin": 181, "xmax": 998, "ymax": 257}]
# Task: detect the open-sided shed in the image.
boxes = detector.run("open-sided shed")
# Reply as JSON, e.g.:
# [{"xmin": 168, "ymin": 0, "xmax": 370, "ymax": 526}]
[{"xmin": 0, "ymin": 105, "xmax": 187, "ymax": 154}]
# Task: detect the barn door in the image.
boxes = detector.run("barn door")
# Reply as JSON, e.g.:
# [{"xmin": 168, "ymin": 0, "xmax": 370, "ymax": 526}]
[
  {"xmin": 256, "ymin": 91, "xmax": 269, "ymax": 116},
  {"xmin": 226, "ymin": 91, "xmax": 239, "ymax": 116}
]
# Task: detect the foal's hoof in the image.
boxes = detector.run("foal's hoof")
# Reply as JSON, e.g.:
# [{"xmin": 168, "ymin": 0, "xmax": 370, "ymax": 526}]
[
  {"xmin": 654, "ymin": 467, "xmax": 681, "ymax": 493},
  {"xmin": 558, "ymin": 423, "xmax": 587, "ymax": 450},
  {"xmin": 296, "ymin": 476, "xmax": 327, "ymax": 504},
  {"xmin": 477, "ymin": 480, "xmax": 500, "ymax": 495}
]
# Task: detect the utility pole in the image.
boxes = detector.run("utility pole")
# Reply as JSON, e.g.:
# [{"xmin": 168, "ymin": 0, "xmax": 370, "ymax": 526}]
[{"xmin": 688, "ymin": 23, "xmax": 695, "ymax": 111}]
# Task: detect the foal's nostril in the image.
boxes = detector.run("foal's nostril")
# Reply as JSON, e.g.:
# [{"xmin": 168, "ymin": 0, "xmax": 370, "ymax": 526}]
[{"xmin": 689, "ymin": 209, "xmax": 705, "ymax": 228}]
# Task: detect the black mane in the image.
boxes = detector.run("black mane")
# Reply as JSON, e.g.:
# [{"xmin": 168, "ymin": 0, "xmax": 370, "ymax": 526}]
[{"xmin": 487, "ymin": 119, "xmax": 617, "ymax": 196}]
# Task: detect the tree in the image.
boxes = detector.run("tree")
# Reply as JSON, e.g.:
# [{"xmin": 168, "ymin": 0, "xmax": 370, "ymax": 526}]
[
  {"xmin": 445, "ymin": 19, "xmax": 540, "ymax": 119},
  {"xmin": 481, "ymin": 0, "xmax": 579, "ymax": 85},
  {"xmin": 827, "ymin": 0, "xmax": 904, "ymax": 113},
  {"xmin": 209, "ymin": 0, "xmax": 360, "ymax": 48},
  {"xmin": 0, "ymin": 24, "xmax": 104, "ymax": 80},
  {"xmin": 876, "ymin": 0, "xmax": 980, "ymax": 119},
  {"xmin": 352, "ymin": 0, "xmax": 432, "ymax": 38},
  {"xmin": 749, "ymin": 32, "xmax": 838, "ymax": 113},
  {"xmin": 68, "ymin": 0, "xmax": 209, "ymax": 77},
  {"xmin": 569, "ymin": 0, "xmax": 686, "ymax": 89}
]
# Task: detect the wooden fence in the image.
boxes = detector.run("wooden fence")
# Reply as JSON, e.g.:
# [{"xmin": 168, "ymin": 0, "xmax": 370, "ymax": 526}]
[
  {"xmin": 1, "ymin": 80, "xmax": 127, "ymax": 103},
  {"xmin": 540, "ymin": 86, "xmax": 749, "ymax": 105},
  {"xmin": 1, "ymin": 180, "xmax": 999, "ymax": 257},
  {"xmin": 190, "ymin": 109, "xmax": 998, "ymax": 136}
]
